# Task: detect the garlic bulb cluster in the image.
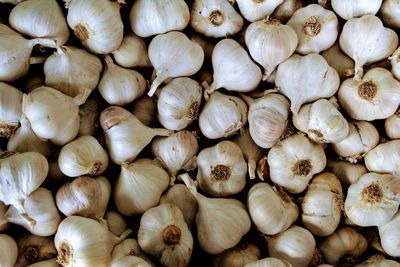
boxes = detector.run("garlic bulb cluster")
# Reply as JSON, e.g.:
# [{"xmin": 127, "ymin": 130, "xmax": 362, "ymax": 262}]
[
  {"xmin": 237, "ymin": 0, "xmax": 283, "ymax": 22},
  {"xmin": 364, "ymin": 140, "xmax": 400, "ymax": 176},
  {"xmin": 385, "ymin": 109, "xmax": 400, "ymax": 139},
  {"xmin": 213, "ymin": 242, "xmax": 261, "ymax": 267},
  {"xmin": 15, "ymin": 234, "xmax": 57, "ymax": 267},
  {"xmin": 111, "ymin": 32, "xmax": 151, "ymax": 68},
  {"xmin": 326, "ymin": 160, "xmax": 367, "ymax": 187},
  {"xmin": 104, "ymin": 211, "xmax": 127, "ymax": 237},
  {"xmin": 378, "ymin": 210, "xmax": 400, "ymax": 257},
  {"xmin": 244, "ymin": 257, "xmax": 292, "ymax": 267},
  {"xmin": 0, "ymin": 234, "xmax": 18, "ymax": 267},
  {"xmin": 331, "ymin": 0, "xmax": 383, "ymax": 20},
  {"xmin": 321, "ymin": 42, "xmax": 355, "ymax": 80},
  {"xmin": 381, "ymin": 0, "xmax": 400, "ymax": 28},
  {"xmin": 0, "ymin": 82, "xmax": 22, "ymax": 138}
]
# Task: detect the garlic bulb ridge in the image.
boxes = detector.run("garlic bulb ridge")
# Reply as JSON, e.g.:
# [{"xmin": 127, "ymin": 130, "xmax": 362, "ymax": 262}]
[{"xmin": 0, "ymin": 82, "xmax": 23, "ymax": 138}]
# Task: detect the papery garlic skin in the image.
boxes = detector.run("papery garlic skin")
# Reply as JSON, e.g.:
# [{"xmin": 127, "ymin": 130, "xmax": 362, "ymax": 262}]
[
  {"xmin": 327, "ymin": 160, "xmax": 367, "ymax": 187},
  {"xmin": 365, "ymin": 140, "xmax": 400, "ymax": 176},
  {"xmin": 112, "ymin": 32, "xmax": 151, "ymax": 68},
  {"xmin": 213, "ymin": 242, "xmax": 261, "ymax": 267},
  {"xmin": 381, "ymin": 0, "xmax": 400, "ymax": 28},
  {"xmin": 0, "ymin": 82, "xmax": 22, "ymax": 137},
  {"xmin": 129, "ymin": 0, "xmax": 189, "ymax": 38},
  {"xmin": 331, "ymin": 0, "xmax": 383, "ymax": 20},
  {"xmin": 321, "ymin": 42, "xmax": 355, "ymax": 80},
  {"xmin": 236, "ymin": 0, "xmax": 283, "ymax": 22},
  {"xmin": 0, "ymin": 234, "xmax": 18, "ymax": 267},
  {"xmin": 244, "ymin": 257, "xmax": 293, "ymax": 267},
  {"xmin": 378, "ymin": 211, "xmax": 400, "ymax": 257},
  {"xmin": 268, "ymin": 134, "xmax": 326, "ymax": 193},
  {"xmin": 15, "ymin": 234, "xmax": 57, "ymax": 267},
  {"xmin": 385, "ymin": 110, "xmax": 400, "ymax": 139}
]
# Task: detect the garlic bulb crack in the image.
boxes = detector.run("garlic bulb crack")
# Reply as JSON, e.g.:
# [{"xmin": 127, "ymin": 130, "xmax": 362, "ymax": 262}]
[{"xmin": 0, "ymin": 82, "xmax": 23, "ymax": 138}]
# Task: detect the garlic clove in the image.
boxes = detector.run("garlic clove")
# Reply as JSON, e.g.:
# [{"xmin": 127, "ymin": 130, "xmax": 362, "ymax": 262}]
[
  {"xmin": 378, "ymin": 210, "xmax": 400, "ymax": 257},
  {"xmin": 213, "ymin": 242, "xmax": 261, "ymax": 267},
  {"xmin": 0, "ymin": 82, "xmax": 23, "ymax": 138},
  {"xmin": 0, "ymin": 234, "xmax": 18, "ymax": 267},
  {"xmin": 321, "ymin": 42, "xmax": 355, "ymax": 80},
  {"xmin": 381, "ymin": 0, "xmax": 400, "ymax": 29},
  {"xmin": 15, "ymin": 233, "xmax": 57, "ymax": 267},
  {"xmin": 237, "ymin": 0, "xmax": 283, "ymax": 22},
  {"xmin": 331, "ymin": 0, "xmax": 383, "ymax": 20},
  {"xmin": 244, "ymin": 257, "xmax": 293, "ymax": 267},
  {"xmin": 364, "ymin": 140, "xmax": 400, "ymax": 177},
  {"xmin": 112, "ymin": 32, "xmax": 151, "ymax": 68}
]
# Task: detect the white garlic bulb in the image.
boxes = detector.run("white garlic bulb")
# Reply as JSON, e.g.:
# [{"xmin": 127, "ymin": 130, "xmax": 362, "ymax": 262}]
[
  {"xmin": 381, "ymin": 0, "xmax": 400, "ymax": 28},
  {"xmin": 44, "ymin": 46, "xmax": 102, "ymax": 98},
  {"xmin": 266, "ymin": 225, "xmax": 316, "ymax": 267},
  {"xmin": 205, "ymin": 38, "xmax": 261, "ymax": 97},
  {"xmin": 356, "ymin": 255, "xmax": 400, "ymax": 267},
  {"xmin": 112, "ymin": 32, "xmax": 151, "ymax": 68},
  {"xmin": 331, "ymin": 0, "xmax": 383, "ymax": 20},
  {"xmin": 78, "ymin": 95, "xmax": 101, "ymax": 137},
  {"xmin": 197, "ymin": 141, "xmax": 247, "ymax": 197},
  {"xmin": 111, "ymin": 238, "xmax": 153, "ymax": 266},
  {"xmin": 66, "ymin": 0, "xmax": 124, "ymax": 54},
  {"xmin": 14, "ymin": 234, "xmax": 57, "ymax": 267},
  {"xmin": 245, "ymin": 18, "xmax": 298, "ymax": 80},
  {"xmin": 129, "ymin": 0, "xmax": 189, "ymax": 38},
  {"xmin": 272, "ymin": 0, "xmax": 304, "ymax": 23},
  {"xmin": 390, "ymin": 46, "xmax": 400, "ymax": 81},
  {"xmin": 157, "ymin": 77, "xmax": 202, "ymax": 131},
  {"xmin": 191, "ymin": 0, "xmax": 244, "ymax": 38},
  {"xmin": 0, "ymin": 82, "xmax": 23, "ymax": 137},
  {"xmin": 0, "ymin": 234, "xmax": 18, "ymax": 267},
  {"xmin": 199, "ymin": 92, "xmax": 248, "ymax": 139},
  {"xmin": 114, "ymin": 159, "xmax": 169, "ymax": 216},
  {"xmin": 345, "ymin": 172, "xmax": 400, "ymax": 227},
  {"xmin": 275, "ymin": 53, "xmax": 340, "ymax": 113},
  {"xmin": 378, "ymin": 210, "xmax": 400, "ymax": 257},
  {"xmin": 365, "ymin": 140, "xmax": 400, "ymax": 176},
  {"xmin": 130, "ymin": 97, "xmax": 158, "ymax": 128},
  {"xmin": 321, "ymin": 42, "xmax": 355, "ymax": 80},
  {"xmin": 147, "ymin": 31, "xmax": 204, "ymax": 97},
  {"xmin": 138, "ymin": 203, "xmax": 193, "ymax": 267},
  {"xmin": 236, "ymin": 0, "xmax": 283, "ymax": 22},
  {"xmin": 268, "ymin": 134, "xmax": 326, "ymax": 193},
  {"xmin": 9, "ymin": 0, "xmax": 69, "ymax": 46},
  {"xmin": 385, "ymin": 109, "xmax": 400, "ymax": 139},
  {"xmin": 326, "ymin": 160, "xmax": 368, "ymax": 187},
  {"xmin": 100, "ymin": 106, "xmax": 172, "ymax": 164},
  {"xmin": 244, "ymin": 257, "xmax": 292, "ymax": 267},
  {"xmin": 247, "ymin": 183, "xmax": 298, "ymax": 235},
  {"xmin": 339, "ymin": 15, "xmax": 398, "ymax": 80},
  {"xmin": 104, "ymin": 211, "xmax": 127, "ymax": 237},
  {"xmin": 213, "ymin": 242, "xmax": 261, "ymax": 267}
]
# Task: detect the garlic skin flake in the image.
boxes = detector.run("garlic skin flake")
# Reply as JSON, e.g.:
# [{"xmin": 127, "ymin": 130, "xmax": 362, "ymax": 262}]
[
  {"xmin": 331, "ymin": 0, "xmax": 383, "ymax": 20},
  {"xmin": 0, "ymin": 234, "xmax": 18, "ymax": 267},
  {"xmin": 378, "ymin": 210, "xmax": 400, "ymax": 257},
  {"xmin": 365, "ymin": 140, "xmax": 400, "ymax": 177},
  {"xmin": 0, "ymin": 82, "xmax": 23, "ymax": 138},
  {"xmin": 237, "ymin": 0, "xmax": 283, "ymax": 22},
  {"xmin": 112, "ymin": 32, "xmax": 151, "ymax": 68}
]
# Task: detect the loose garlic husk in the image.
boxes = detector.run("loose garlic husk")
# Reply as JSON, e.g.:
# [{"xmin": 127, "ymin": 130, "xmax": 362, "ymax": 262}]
[
  {"xmin": 196, "ymin": 141, "xmax": 247, "ymax": 197},
  {"xmin": 266, "ymin": 225, "xmax": 316, "ymax": 267},
  {"xmin": 272, "ymin": 0, "xmax": 304, "ymax": 23},
  {"xmin": 181, "ymin": 173, "xmax": 251, "ymax": 255},
  {"xmin": 378, "ymin": 210, "xmax": 400, "ymax": 257},
  {"xmin": 44, "ymin": 46, "xmax": 102, "ymax": 98},
  {"xmin": 321, "ymin": 42, "xmax": 355, "ymax": 80},
  {"xmin": 199, "ymin": 92, "xmax": 248, "ymax": 139},
  {"xmin": 385, "ymin": 109, "xmax": 400, "ymax": 139},
  {"xmin": 0, "ymin": 82, "xmax": 23, "ymax": 137},
  {"xmin": 365, "ymin": 140, "xmax": 400, "ymax": 176},
  {"xmin": 27, "ymin": 259, "xmax": 59, "ymax": 267},
  {"xmin": 65, "ymin": 0, "xmax": 124, "ymax": 54},
  {"xmin": 245, "ymin": 18, "xmax": 298, "ymax": 80},
  {"xmin": 129, "ymin": 0, "xmax": 189, "ymax": 38},
  {"xmin": 157, "ymin": 77, "xmax": 202, "ymax": 131},
  {"xmin": 319, "ymin": 227, "xmax": 368, "ymax": 265},
  {"xmin": 9, "ymin": 0, "xmax": 69, "ymax": 46},
  {"xmin": 236, "ymin": 0, "xmax": 283, "ymax": 22},
  {"xmin": 293, "ymin": 98, "xmax": 349, "ymax": 143},
  {"xmin": 111, "ymin": 238, "xmax": 154, "ymax": 266},
  {"xmin": 138, "ymin": 203, "xmax": 193, "ymax": 267},
  {"xmin": 268, "ymin": 134, "xmax": 326, "ymax": 193},
  {"xmin": 302, "ymin": 172, "xmax": 344, "ymax": 236},
  {"xmin": 339, "ymin": 15, "xmax": 398, "ymax": 80},
  {"xmin": 191, "ymin": 0, "xmax": 243, "ymax": 38},
  {"xmin": 114, "ymin": 159, "xmax": 169, "ymax": 216},
  {"xmin": 213, "ymin": 242, "xmax": 261, "ymax": 267},
  {"xmin": 78, "ymin": 95, "xmax": 101, "ymax": 137},
  {"xmin": 275, "ymin": 53, "xmax": 340, "ymax": 113},
  {"xmin": 326, "ymin": 159, "xmax": 368, "ymax": 187},
  {"xmin": 244, "ymin": 257, "xmax": 293, "ymax": 267},
  {"xmin": 0, "ymin": 234, "xmax": 18, "ymax": 267},
  {"xmin": 356, "ymin": 254, "xmax": 400, "ymax": 267},
  {"xmin": 345, "ymin": 172, "xmax": 400, "ymax": 227},
  {"xmin": 331, "ymin": 0, "xmax": 383, "ymax": 20},
  {"xmin": 0, "ymin": 201, "xmax": 9, "ymax": 232},
  {"xmin": 104, "ymin": 211, "xmax": 127, "ymax": 237},
  {"xmin": 130, "ymin": 97, "xmax": 158, "ymax": 127},
  {"xmin": 14, "ymin": 234, "xmax": 57, "ymax": 267},
  {"xmin": 338, "ymin": 68, "xmax": 400, "ymax": 121},
  {"xmin": 247, "ymin": 183, "xmax": 298, "ymax": 235},
  {"xmin": 381, "ymin": 0, "xmax": 400, "ymax": 28},
  {"xmin": 100, "ymin": 106, "xmax": 172, "ymax": 164},
  {"xmin": 111, "ymin": 32, "xmax": 151, "ymax": 68},
  {"xmin": 332, "ymin": 121, "xmax": 379, "ymax": 162}
]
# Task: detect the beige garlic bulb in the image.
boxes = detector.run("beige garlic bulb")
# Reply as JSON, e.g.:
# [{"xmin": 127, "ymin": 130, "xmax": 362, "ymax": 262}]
[
  {"xmin": 339, "ymin": 15, "xmax": 398, "ymax": 80},
  {"xmin": 0, "ymin": 201, "xmax": 9, "ymax": 232},
  {"xmin": 100, "ymin": 106, "xmax": 172, "ymax": 164},
  {"xmin": 385, "ymin": 109, "xmax": 400, "ymax": 139},
  {"xmin": 319, "ymin": 227, "xmax": 368, "ymax": 265},
  {"xmin": 129, "ymin": 0, "xmax": 189, "ymax": 38},
  {"xmin": 378, "ymin": 210, "xmax": 400, "ymax": 257},
  {"xmin": 181, "ymin": 173, "xmax": 251, "ymax": 255},
  {"xmin": 272, "ymin": 0, "xmax": 304, "ymax": 23},
  {"xmin": 244, "ymin": 257, "xmax": 293, "ymax": 267},
  {"xmin": 321, "ymin": 42, "xmax": 355, "ymax": 80},
  {"xmin": 266, "ymin": 225, "xmax": 316, "ymax": 267},
  {"xmin": 0, "ymin": 234, "xmax": 18, "ymax": 267},
  {"xmin": 268, "ymin": 134, "xmax": 326, "ymax": 193},
  {"xmin": 332, "ymin": 121, "xmax": 379, "ymax": 162},
  {"xmin": 236, "ymin": 0, "xmax": 283, "ymax": 22},
  {"xmin": 9, "ymin": 0, "xmax": 69, "ymax": 45},
  {"xmin": 390, "ymin": 46, "xmax": 400, "ymax": 81},
  {"xmin": 331, "ymin": 0, "xmax": 383, "ymax": 20},
  {"xmin": 147, "ymin": 31, "xmax": 204, "ymax": 97},
  {"xmin": 245, "ymin": 18, "xmax": 298, "ymax": 80},
  {"xmin": 114, "ymin": 159, "xmax": 169, "ymax": 216},
  {"xmin": 138, "ymin": 203, "xmax": 193, "ymax": 267},
  {"xmin": 326, "ymin": 160, "xmax": 367, "ymax": 187},
  {"xmin": 111, "ymin": 238, "xmax": 154, "ymax": 266},
  {"xmin": 27, "ymin": 259, "xmax": 59, "ymax": 267},
  {"xmin": 104, "ymin": 211, "xmax": 127, "ymax": 237},
  {"xmin": 66, "ymin": 0, "xmax": 124, "ymax": 54},
  {"xmin": 14, "ymin": 234, "xmax": 57, "ymax": 267},
  {"xmin": 293, "ymin": 98, "xmax": 349, "ymax": 143},
  {"xmin": 381, "ymin": 0, "xmax": 400, "ymax": 28},
  {"xmin": 356, "ymin": 255, "xmax": 400, "ymax": 267},
  {"xmin": 0, "ymin": 82, "xmax": 23, "ymax": 137},
  {"xmin": 44, "ymin": 46, "xmax": 102, "ymax": 98},
  {"xmin": 199, "ymin": 92, "xmax": 248, "ymax": 139},
  {"xmin": 157, "ymin": 77, "xmax": 202, "ymax": 131},
  {"xmin": 247, "ymin": 183, "xmax": 298, "ymax": 235},
  {"xmin": 78, "ymin": 95, "xmax": 101, "ymax": 137},
  {"xmin": 213, "ymin": 242, "xmax": 261, "ymax": 267},
  {"xmin": 197, "ymin": 141, "xmax": 247, "ymax": 197},
  {"xmin": 365, "ymin": 140, "xmax": 400, "ymax": 176},
  {"xmin": 275, "ymin": 53, "xmax": 340, "ymax": 113},
  {"xmin": 130, "ymin": 97, "xmax": 158, "ymax": 127},
  {"xmin": 345, "ymin": 172, "xmax": 400, "ymax": 227},
  {"xmin": 112, "ymin": 32, "xmax": 151, "ymax": 68},
  {"xmin": 191, "ymin": 0, "xmax": 243, "ymax": 38}
]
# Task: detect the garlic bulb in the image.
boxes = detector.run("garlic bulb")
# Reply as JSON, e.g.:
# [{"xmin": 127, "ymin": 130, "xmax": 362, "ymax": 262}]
[
  {"xmin": 66, "ymin": 0, "xmax": 124, "ymax": 54},
  {"xmin": 365, "ymin": 140, "xmax": 400, "ymax": 176},
  {"xmin": 100, "ymin": 106, "xmax": 172, "ymax": 164},
  {"xmin": 378, "ymin": 210, "xmax": 400, "ymax": 257},
  {"xmin": 5, "ymin": 187, "xmax": 61, "ymax": 236},
  {"xmin": 331, "ymin": 121, "xmax": 379, "ymax": 162},
  {"xmin": 390, "ymin": 46, "xmax": 400, "ymax": 81},
  {"xmin": 381, "ymin": 0, "xmax": 400, "ymax": 28},
  {"xmin": 272, "ymin": 0, "xmax": 304, "ymax": 23},
  {"xmin": 236, "ymin": 0, "xmax": 283, "ymax": 22},
  {"xmin": 181, "ymin": 173, "xmax": 251, "ymax": 255},
  {"xmin": 0, "ymin": 82, "xmax": 23, "ymax": 137},
  {"xmin": 244, "ymin": 257, "xmax": 293, "ymax": 267},
  {"xmin": 205, "ymin": 38, "xmax": 261, "ymax": 97},
  {"xmin": 104, "ymin": 211, "xmax": 127, "ymax": 237},
  {"xmin": 0, "ymin": 234, "xmax": 18, "ymax": 267},
  {"xmin": 326, "ymin": 160, "xmax": 367, "ymax": 187},
  {"xmin": 266, "ymin": 225, "xmax": 316, "ymax": 267},
  {"xmin": 247, "ymin": 183, "xmax": 298, "ymax": 235},
  {"xmin": 356, "ymin": 255, "xmax": 400, "ymax": 267},
  {"xmin": 321, "ymin": 42, "xmax": 355, "ymax": 80},
  {"xmin": 197, "ymin": 141, "xmax": 247, "ymax": 197},
  {"xmin": 293, "ymin": 98, "xmax": 349, "ymax": 143},
  {"xmin": 114, "ymin": 159, "xmax": 169, "ymax": 216},
  {"xmin": 191, "ymin": 34, "xmax": 216, "ymax": 64},
  {"xmin": 111, "ymin": 238, "xmax": 153, "ymax": 266},
  {"xmin": 9, "ymin": 0, "xmax": 69, "ymax": 45},
  {"xmin": 44, "ymin": 46, "xmax": 102, "ymax": 98},
  {"xmin": 331, "ymin": 0, "xmax": 383, "ymax": 20},
  {"xmin": 385, "ymin": 109, "xmax": 400, "ymax": 139},
  {"xmin": 191, "ymin": 0, "xmax": 244, "ymax": 38},
  {"xmin": 319, "ymin": 227, "xmax": 368, "ymax": 265},
  {"xmin": 245, "ymin": 18, "xmax": 298, "ymax": 80},
  {"xmin": 157, "ymin": 77, "xmax": 202, "ymax": 130},
  {"xmin": 112, "ymin": 32, "xmax": 151, "ymax": 68},
  {"xmin": 339, "ymin": 15, "xmax": 398, "ymax": 80},
  {"xmin": 15, "ymin": 234, "xmax": 56, "ymax": 267},
  {"xmin": 213, "ymin": 242, "xmax": 261, "ymax": 267},
  {"xmin": 130, "ymin": 97, "xmax": 158, "ymax": 127},
  {"xmin": 275, "ymin": 53, "xmax": 340, "ymax": 113},
  {"xmin": 0, "ymin": 201, "xmax": 9, "ymax": 232},
  {"xmin": 268, "ymin": 134, "xmax": 326, "ymax": 193},
  {"xmin": 129, "ymin": 0, "xmax": 189, "ymax": 38},
  {"xmin": 110, "ymin": 256, "xmax": 151, "ymax": 267},
  {"xmin": 138, "ymin": 203, "xmax": 193, "ymax": 267},
  {"xmin": 199, "ymin": 92, "xmax": 248, "ymax": 139},
  {"xmin": 27, "ymin": 259, "xmax": 59, "ymax": 267},
  {"xmin": 78, "ymin": 95, "xmax": 101, "ymax": 137}
]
